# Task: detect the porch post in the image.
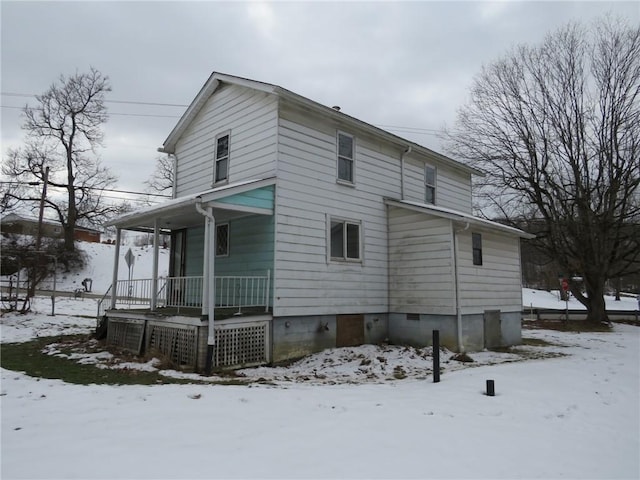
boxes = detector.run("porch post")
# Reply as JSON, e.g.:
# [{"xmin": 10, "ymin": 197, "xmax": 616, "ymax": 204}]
[
  {"xmin": 205, "ymin": 206, "xmax": 216, "ymax": 374},
  {"xmin": 110, "ymin": 228, "xmax": 122, "ymax": 309},
  {"xmin": 151, "ymin": 219, "xmax": 159, "ymax": 311},
  {"xmin": 201, "ymin": 214, "xmax": 210, "ymax": 317},
  {"xmin": 195, "ymin": 198, "xmax": 216, "ymax": 375}
]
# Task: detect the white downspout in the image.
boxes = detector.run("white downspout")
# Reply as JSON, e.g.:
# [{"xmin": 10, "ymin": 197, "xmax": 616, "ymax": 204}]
[
  {"xmin": 110, "ymin": 228, "xmax": 121, "ymax": 309},
  {"xmin": 151, "ymin": 219, "xmax": 159, "ymax": 311},
  {"xmin": 195, "ymin": 197, "xmax": 216, "ymax": 374},
  {"xmin": 453, "ymin": 221, "xmax": 469, "ymax": 353},
  {"xmin": 400, "ymin": 146, "xmax": 411, "ymax": 200}
]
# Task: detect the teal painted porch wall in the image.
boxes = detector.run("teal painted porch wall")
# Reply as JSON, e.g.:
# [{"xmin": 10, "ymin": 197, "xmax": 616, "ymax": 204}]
[
  {"xmin": 216, "ymin": 214, "xmax": 274, "ymax": 277},
  {"xmin": 185, "ymin": 226, "xmax": 205, "ymax": 276},
  {"xmin": 183, "ymin": 214, "xmax": 274, "ymax": 279},
  {"xmin": 215, "ymin": 185, "xmax": 274, "ymax": 210}
]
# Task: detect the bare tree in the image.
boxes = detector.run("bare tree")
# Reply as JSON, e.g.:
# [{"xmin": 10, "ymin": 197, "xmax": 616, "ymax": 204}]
[
  {"xmin": 145, "ymin": 154, "xmax": 174, "ymax": 196},
  {"xmin": 448, "ymin": 17, "xmax": 640, "ymax": 324},
  {"xmin": 2, "ymin": 68, "xmax": 127, "ymax": 256}
]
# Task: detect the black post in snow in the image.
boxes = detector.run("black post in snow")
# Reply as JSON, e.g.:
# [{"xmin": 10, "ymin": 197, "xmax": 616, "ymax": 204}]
[
  {"xmin": 433, "ymin": 330, "xmax": 440, "ymax": 383},
  {"xmin": 486, "ymin": 379, "xmax": 495, "ymax": 396}
]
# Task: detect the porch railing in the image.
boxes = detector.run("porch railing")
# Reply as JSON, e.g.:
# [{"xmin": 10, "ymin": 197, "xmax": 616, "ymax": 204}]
[{"xmin": 98, "ymin": 271, "xmax": 271, "ymax": 315}]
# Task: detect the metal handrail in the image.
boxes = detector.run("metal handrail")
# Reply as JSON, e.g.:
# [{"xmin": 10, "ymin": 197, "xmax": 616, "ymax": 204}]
[{"xmin": 96, "ymin": 284, "xmax": 113, "ymax": 318}]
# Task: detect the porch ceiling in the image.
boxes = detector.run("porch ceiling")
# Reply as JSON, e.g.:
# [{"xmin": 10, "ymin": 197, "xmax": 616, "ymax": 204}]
[{"xmin": 107, "ymin": 177, "xmax": 275, "ymax": 232}]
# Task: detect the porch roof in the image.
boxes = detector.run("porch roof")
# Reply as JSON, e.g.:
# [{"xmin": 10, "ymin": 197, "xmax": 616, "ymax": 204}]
[
  {"xmin": 107, "ymin": 177, "xmax": 276, "ymax": 232},
  {"xmin": 384, "ymin": 198, "xmax": 536, "ymax": 239}
]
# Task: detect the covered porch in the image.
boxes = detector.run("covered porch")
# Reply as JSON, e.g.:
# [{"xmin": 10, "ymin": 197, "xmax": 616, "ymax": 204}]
[{"xmin": 101, "ymin": 178, "xmax": 276, "ymax": 372}]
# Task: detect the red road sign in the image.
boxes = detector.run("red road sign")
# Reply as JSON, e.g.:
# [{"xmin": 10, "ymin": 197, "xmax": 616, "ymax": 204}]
[{"xmin": 561, "ymin": 278, "xmax": 569, "ymax": 291}]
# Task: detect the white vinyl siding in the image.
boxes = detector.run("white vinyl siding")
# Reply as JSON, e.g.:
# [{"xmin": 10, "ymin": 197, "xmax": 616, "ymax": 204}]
[
  {"xmin": 174, "ymin": 83, "xmax": 278, "ymax": 197},
  {"xmin": 404, "ymin": 158, "xmax": 472, "ymax": 213},
  {"xmin": 388, "ymin": 207, "xmax": 455, "ymax": 315},
  {"xmin": 457, "ymin": 230, "xmax": 523, "ymax": 313},
  {"xmin": 273, "ymin": 104, "xmax": 401, "ymax": 316}
]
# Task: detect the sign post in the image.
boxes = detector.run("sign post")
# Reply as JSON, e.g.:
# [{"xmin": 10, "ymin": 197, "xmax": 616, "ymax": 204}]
[
  {"xmin": 124, "ymin": 248, "xmax": 135, "ymax": 298},
  {"xmin": 561, "ymin": 278, "xmax": 569, "ymax": 322}
]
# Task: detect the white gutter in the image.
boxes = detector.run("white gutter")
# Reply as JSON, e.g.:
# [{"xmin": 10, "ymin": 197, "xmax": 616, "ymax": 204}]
[
  {"xmin": 195, "ymin": 197, "xmax": 216, "ymax": 374},
  {"xmin": 453, "ymin": 221, "xmax": 469, "ymax": 353}
]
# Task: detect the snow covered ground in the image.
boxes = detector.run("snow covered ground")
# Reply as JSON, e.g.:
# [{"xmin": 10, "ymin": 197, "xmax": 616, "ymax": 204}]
[
  {"xmin": 1, "ymin": 241, "xmax": 639, "ymax": 478},
  {"xmin": 1, "ymin": 314, "xmax": 638, "ymax": 479}
]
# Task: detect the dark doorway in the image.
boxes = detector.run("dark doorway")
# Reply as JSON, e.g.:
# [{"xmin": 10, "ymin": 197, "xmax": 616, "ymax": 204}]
[{"xmin": 336, "ymin": 314, "xmax": 365, "ymax": 347}]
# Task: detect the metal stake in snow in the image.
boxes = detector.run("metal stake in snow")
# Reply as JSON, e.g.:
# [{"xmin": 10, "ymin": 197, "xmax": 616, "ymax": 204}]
[
  {"xmin": 433, "ymin": 330, "xmax": 440, "ymax": 383},
  {"xmin": 486, "ymin": 379, "xmax": 495, "ymax": 396}
]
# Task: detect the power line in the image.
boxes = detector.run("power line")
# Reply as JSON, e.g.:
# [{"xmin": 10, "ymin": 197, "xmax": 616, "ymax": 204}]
[
  {"xmin": 1, "ymin": 92, "xmax": 189, "ymax": 108},
  {"xmin": 0, "ymin": 105, "xmax": 181, "ymax": 119},
  {"xmin": 0, "ymin": 181, "xmax": 171, "ymax": 198},
  {"xmin": 1, "ymin": 92, "xmax": 443, "ymax": 135}
]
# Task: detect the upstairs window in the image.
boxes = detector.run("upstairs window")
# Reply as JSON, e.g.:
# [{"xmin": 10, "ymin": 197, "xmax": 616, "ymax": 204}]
[
  {"xmin": 425, "ymin": 165, "xmax": 436, "ymax": 204},
  {"xmin": 214, "ymin": 133, "xmax": 229, "ymax": 183},
  {"xmin": 329, "ymin": 218, "xmax": 361, "ymax": 262},
  {"xmin": 337, "ymin": 132, "xmax": 354, "ymax": 184},
  {"xmin": 472, "ymin": 232, "xmax": 483, "ymax": 266},
  {"xmin": 216, "ymin": 223, "xmax": 229, "ymax": 256}
]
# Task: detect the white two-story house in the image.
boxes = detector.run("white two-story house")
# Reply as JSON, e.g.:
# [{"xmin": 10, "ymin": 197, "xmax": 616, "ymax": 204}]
[{"xmin": 103, "ymin": 72, "xmax": 533, "ymax": 372}]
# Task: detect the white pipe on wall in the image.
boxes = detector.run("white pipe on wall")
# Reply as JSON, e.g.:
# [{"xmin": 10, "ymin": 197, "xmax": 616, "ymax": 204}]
[
  {"xmin": 195, "ymin": 198, "xmax": 217, "ymax": 374},
  {"xmin": 400, "ymin": 146, "xmax": 412, "ymax": 200},
  {"xmin": 453, "ymin": 221, "xmax": 469, "ymax": 353}
]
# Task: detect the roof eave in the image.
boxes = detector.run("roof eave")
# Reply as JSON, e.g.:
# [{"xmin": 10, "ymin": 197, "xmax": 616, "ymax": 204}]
[
  {"xmin": 161, "ymin": 72, "xmax": 278, "ymax": 154},
  {"xmin": 276, "ymin": 89, "xmax": 484, "ymax": 177},
  {"xmin": 384, "ymin": 198, "xmax": 535, "ymax": 239}
]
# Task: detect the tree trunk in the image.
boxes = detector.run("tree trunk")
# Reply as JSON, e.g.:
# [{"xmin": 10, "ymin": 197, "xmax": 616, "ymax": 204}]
[{"xmin": 584, "ymin": 279, "xmax": 609, "ymax": 324}]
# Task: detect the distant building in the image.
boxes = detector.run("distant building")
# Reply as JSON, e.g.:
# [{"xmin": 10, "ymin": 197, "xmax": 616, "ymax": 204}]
[{"xmin": 0, "ymin": 213, "xmax": 101, "ymax": 243}]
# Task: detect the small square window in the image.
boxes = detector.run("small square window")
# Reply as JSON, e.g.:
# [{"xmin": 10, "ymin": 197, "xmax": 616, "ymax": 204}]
[
  {"xmin": 472, "ymin": 233, "xmax": 483, "ymax": 266},
  {"xmin": 329, "ymin": 218, "xmax": 361, "ymax": 262},
  {"xmin": 214, "ymin": 133, "xmax": 229, "ymax": 183},
  {"xmin": 425, "ymin": 165, "xmax": 436, "ymax": 204},
  {"xmin": 337, "ymin": 132, "xmax": 354, "ymax": 183},
  {"xmin": 216, "ymin": 223, "xmax": 229, "ymax": 256}
]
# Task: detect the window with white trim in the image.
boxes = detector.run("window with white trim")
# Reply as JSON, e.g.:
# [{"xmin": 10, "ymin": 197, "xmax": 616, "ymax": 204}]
[
  {"xmin": 216, "ymin": 223, "xmax": 229, "ymax": 257},
  {"xmin": 337, "ymin": 132, "xmax": 354, "ymax": 183},
  {"xmin": 329, "ymin": 217, "xmax": 361, "ymax": 262},
  {"xmin": 425, "ymin": 164, "xmax": 436, "ymax": 204},
  {"xmin": 214, "ymin": 133, "xmax": 229, "ymax": 183},
  {"xmin": 472, "ymin": 232, "xmax": 483, "ymax": 266}
]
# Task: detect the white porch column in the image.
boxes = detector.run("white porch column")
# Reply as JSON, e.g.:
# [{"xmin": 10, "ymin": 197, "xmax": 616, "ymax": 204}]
[
  {"xmin": 206, "ymin": 207, "xmax": 216, "ymax": 366},
  {"xmin": 195, "ymin": 198, "xmax": 216, "ymax": 374},
  {"xmin": 201, "ymin": 213, "xmax": 210, "ymax": 317},
  {"xmin": 110, "ymin": 228, "xmax": 122, "ymax": 309},
  {"xmin": 151, "ymin": 219, "xmax": 159, "ymax": 311}
]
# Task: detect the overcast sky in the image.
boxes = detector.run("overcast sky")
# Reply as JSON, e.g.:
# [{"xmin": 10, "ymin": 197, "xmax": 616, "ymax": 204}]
[{"xmin": 2, "ymin": 1, "xmax": 638, "ymax": 207}]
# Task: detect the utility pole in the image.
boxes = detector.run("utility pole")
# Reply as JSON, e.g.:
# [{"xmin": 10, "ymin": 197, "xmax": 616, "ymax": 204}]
[
  {"xmin": 35, "ymin": 166, "xmax": 50, "ymax": 252},
  {"xmin": 27, "ymin": 166, "xmax": 49, "ymax": 300}
]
